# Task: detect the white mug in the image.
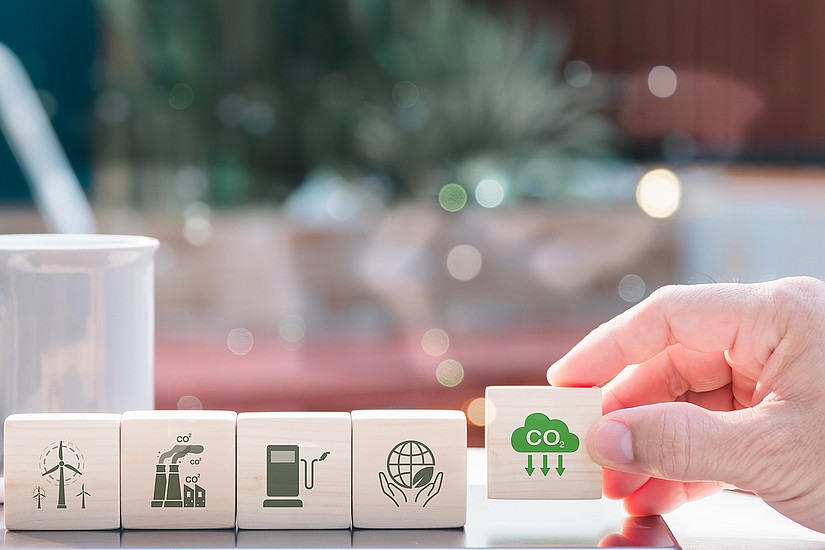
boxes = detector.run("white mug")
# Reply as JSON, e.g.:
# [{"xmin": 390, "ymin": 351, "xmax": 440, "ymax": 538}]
[{"xmin": 0, "ymin": 234, "xmax": 158, "ymax": 474}]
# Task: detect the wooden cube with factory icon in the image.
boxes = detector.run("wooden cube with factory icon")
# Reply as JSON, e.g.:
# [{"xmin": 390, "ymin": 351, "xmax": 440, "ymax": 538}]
[
  {"xmin": 3, "ymin": 413, "xmax": 122, "ymax": 530},
  {"xmin": 351, "ymin": 410, "xmax": 467, "ymax": 529},
  {"xmin": 236, "ymin": 412, "xmax": 352, "ymax": 529},
  {"xmin": 485, "ymin": 386, "xmax": 602, "ymax": 500},
  {"xmin": 119, "ymin": 410, "xmax": 237, "ymax": 529}
]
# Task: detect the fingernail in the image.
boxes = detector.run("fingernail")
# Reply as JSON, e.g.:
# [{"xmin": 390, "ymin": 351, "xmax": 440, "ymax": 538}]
[{"xmin": 590, "ymin": 420, "xmax": 634, "ymax": 465}]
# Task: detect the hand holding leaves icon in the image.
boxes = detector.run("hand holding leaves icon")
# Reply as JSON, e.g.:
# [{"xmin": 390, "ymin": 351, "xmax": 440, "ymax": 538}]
[
  {"xmin": 379, "ymin": 440, "xmax": 443, "ymax": 508},
  {"xmin": 379, "ymin": 469, "xmax": 443, "ymax": 508}
]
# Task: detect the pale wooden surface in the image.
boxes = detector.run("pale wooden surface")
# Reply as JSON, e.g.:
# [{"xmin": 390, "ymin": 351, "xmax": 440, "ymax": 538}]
[
  {"xmin": 486, "ymin": 386, "xmax": 602, "ymax": 500},
  {"xmin": 120, "ymin": 410, "xmax": 237, "ymax": 529},
  {"xmin": 351, "ymin": 410, "xmax": 466, "ymax": 529},
  {"xmin": 3, "ymin": 413, "xmax": 121, "ymax": 530},
  {"xmin": 236, "ymin": 412, "xmax": 351, "ymax": 529}
]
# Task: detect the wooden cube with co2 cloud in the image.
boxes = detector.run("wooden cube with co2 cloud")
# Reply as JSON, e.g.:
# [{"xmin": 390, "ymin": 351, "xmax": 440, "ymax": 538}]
[{"xmin": 485, "ymin": 386, "xmax": 602, "ymax": 500}]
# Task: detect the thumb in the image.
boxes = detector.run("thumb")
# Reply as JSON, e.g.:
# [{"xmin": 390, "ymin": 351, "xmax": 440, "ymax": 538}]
[{"xmin": 587, "ymin": 401, "xmax": 771, "ymax": 487}]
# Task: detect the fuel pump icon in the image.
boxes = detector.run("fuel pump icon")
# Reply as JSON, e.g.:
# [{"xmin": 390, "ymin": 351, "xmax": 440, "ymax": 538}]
[{"xmin": 263, "ymin": 445, "xmax": 329, "ymax": 508}]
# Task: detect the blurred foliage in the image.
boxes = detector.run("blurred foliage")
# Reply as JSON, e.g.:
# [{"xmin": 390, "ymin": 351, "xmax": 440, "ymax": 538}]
[{"xmin": 95, "ymin": 0, "xmax": 617, "ymax": 207}]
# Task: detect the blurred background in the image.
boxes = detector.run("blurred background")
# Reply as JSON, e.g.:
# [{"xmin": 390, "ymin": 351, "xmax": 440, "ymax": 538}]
[{"xmin": 3, "ymin": 0, "xmax": 825, "ymax": 445}]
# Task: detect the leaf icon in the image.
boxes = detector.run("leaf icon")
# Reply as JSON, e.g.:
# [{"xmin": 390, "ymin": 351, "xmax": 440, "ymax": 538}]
[{"xmin": 413, "ymin": 466, "xmax": 434, "ymax": 488}]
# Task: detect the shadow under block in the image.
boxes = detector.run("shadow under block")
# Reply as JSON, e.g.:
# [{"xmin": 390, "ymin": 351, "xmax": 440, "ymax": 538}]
[
  {"xmin": 3, "ymin": 413, "xmax": 121, "ymax": 530},
  {"xmin": 236, "ymin": 412, "xmax": 352, "ymax": 529},
  {"xmin": 120, "ymin": 410, "xmax": 237, "ymax": 529},
  {"xmin": 485, "ymin": 386, "xmax": 602, "ymax": 500},
  {"xmin": 351, "ymin": 410, "xmax": 466, "ymax": 529}
]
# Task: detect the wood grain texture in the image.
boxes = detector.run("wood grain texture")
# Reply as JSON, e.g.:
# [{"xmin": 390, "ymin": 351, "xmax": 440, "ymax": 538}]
[
  {"xmin": 236, "ymin": 412, "xmax": 351, "ymax": 529},
  {"xmin": 3, "ymin": 413, "xmax": 121, "ymax": 530},
  {"xmin": 120, "ymin": 410, "xmax": 237, "ymax": 529},
  {"xmin": 351, "ymin": 410, "xmax": 466, "ymax": 529},
  {"xmin": 485, "ymin": 386, "xmax": 602, "ymax": 500}
]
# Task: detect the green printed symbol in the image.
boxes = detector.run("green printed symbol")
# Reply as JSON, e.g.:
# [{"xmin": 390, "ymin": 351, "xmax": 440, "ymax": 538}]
[
  {"xmin": 40, "ymin": 441, "xmax": 84, "ymax": 509},
  {"xmin": 263, "ymin": 445, "xmax": 330, "ymax": 508},
  {"xmin": 151, "ymin": 442, "xmax": 206, "ymax": 508},
  {"xmin": 379, "ymin": 440, "xmax": 443, "ymax": 507},
  {"xmin": 511, "ymin": 413, "xmax": 579, "ymax": 477},
  {"xmin": 32, "ymin": 486, "xmax": 46, "ymax": 509},
  {"xmin": 76, "ymin": 483, "xmax": 91, "ymax": 509}
]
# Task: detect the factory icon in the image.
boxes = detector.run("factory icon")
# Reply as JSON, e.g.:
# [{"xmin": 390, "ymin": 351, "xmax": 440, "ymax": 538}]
[{"xmin": 151, "ymin": 443, "xmax": 206, "ymax": 508}]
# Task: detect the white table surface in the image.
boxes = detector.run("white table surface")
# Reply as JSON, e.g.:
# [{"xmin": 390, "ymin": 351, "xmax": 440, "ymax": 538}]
[{"xmin": 469, "ymin": 449, "xmax": 825, "ymax": 549}]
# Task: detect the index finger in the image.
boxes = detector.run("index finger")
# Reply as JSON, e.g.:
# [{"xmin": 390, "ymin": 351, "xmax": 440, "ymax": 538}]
[{"xmin": 546, "ymin": 282, "xmax": 777, "ymax": 387}]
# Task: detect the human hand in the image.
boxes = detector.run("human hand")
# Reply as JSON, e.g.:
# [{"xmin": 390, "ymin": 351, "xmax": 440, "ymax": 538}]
[{"xmin": 546, "ymin": 277, "xmax": 825, "ymax": 532}]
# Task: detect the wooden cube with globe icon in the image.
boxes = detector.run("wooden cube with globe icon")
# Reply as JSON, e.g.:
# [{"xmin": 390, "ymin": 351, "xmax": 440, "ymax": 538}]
[
  {"xmin": 351, "ymin": 410, "xmax": 466, "ymax": 528},
  {"xmin": 3, "ymin": 413, "xmax": 122, "ymax": 530},
  {"xmin": 485, "ymin": 386, "xmax": 602, "ymax": 500}
]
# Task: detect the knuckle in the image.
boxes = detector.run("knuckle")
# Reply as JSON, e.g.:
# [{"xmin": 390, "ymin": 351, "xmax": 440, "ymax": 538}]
[
  {"xmin": 637, "ymin": 406, "xmax": 693, "ymax": 480},
  {"xmin": 771, "ymin": 276, "xmax": 825, "ymax": 313},
  {"xmin": 655, "ymin": 407, "xmax": 692, "ymax": 480},
  {"xmin": 648, "ymin": 284, "xmax": 679, "ymax": 305}
]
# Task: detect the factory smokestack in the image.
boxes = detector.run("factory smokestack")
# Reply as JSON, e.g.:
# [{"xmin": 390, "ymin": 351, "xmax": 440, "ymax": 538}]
[{"xmin": 157, "ymin": 444, "xmax": 204, "ymax": 464}]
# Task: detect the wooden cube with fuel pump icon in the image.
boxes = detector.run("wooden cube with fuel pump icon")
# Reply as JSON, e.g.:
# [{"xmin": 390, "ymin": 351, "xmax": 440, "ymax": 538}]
[{"xmin": 236, "ymin": 412, "xmax": 352, "ymax": 529}]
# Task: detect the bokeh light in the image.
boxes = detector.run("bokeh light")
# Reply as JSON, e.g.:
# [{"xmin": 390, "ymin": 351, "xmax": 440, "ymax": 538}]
[
  {"xmin": 475, "ymin": 179, "xmax": 505, "ymax": 208},
  {"xmin": 183, "ymin": 202, "xmax": 213, "ymax": 246},
  {"xmin": 169, "ymin": 82, "xmax": 194, "ymax": 110},
  {"xmin": 326, "ymin": 188, "xmax": 359, "ymax": 221},
  {"xmin": 279, "ymin": 314, "xmax": 307, "ymax": 345},
  {"xmin": 564, "ymin": 60, "xmax": 592, "ymax": 88},
  {"xmin": 243, "ymin": 101, "xmax": 276, "ymax": 136},
  {"xmin": 421, "ymin": 328, "xmax": 450, "ymax": 357},
  {"xmin": 391, "ymin": 81, "xmax": 420, "ymax": 108},
  {"xmin": 438, "ymin": 183, "xmax": 468, "ymax": 212},
  {"xmin": 436, "ymin": 359, "xmax": 464, "ymax": 387},
  {"xmin": 177, "ymin": 395, "xmax": 203, "ymax": 410},
  {"xmin": 648, "ymin": 65, "xmax": 677, "ymax": 98},
  {"xmin": 227, "ymin": 328, "xmax": 254, "ymax": 356},
  {"xmin": 618, "ymin": 274, "xmax": 646, "ymax": 302},
  {"xmin": 636, "ymin": 168, "xmax": 681, "ymax": 218},
  {"xmin": 447, "ymin": 244, "xmax": 483, "ymax": 281},
  {"xmin": 466, "ymin": 397, "xmax": 486, "ymax": 426}
]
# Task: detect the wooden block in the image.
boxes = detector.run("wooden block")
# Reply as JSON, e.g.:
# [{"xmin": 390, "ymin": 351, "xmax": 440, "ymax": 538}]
[
  {"xmin": 351, "ymin": 410, "xmax": 466, "ymax": 529},
  {"xmin": 485, "ymin": 386, "xmax": 602, "ymax": 500},
  {"xmin": 236, "ymin": 412, "xmax": 351, "ymax": 529},
  {"xmin": 3, "ymin": 413, "xmax": 121, "ymax": 530},
  {"xmin": 120, "ymin": 410, "xmax": 237, "ymax": 529}
]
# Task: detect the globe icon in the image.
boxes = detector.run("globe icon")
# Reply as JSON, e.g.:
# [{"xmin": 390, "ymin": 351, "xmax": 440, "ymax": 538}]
[{"xmin": 386, "ymin": 440, "xmax": 436, "ymax": 488}]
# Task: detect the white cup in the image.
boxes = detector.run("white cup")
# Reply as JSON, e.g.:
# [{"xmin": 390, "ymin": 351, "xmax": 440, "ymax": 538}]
[{"xmin": 0, "ymin": 234, "xmax": 158, "ymax": 474}]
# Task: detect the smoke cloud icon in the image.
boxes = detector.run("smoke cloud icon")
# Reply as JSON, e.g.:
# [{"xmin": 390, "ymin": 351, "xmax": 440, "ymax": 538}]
[{"xmin": 510, "ymin": 413, "xmax": 579, "ymax": 453}]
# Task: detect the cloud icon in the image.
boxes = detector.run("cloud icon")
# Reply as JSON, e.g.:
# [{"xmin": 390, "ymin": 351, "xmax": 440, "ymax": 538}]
[{"xmin": 510, "ymin": 413, "xmax": 579, "ymax": 453}]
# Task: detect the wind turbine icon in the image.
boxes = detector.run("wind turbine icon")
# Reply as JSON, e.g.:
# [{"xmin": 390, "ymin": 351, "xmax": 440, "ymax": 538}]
[
  {"xmin": 76, "ymin": 484, "xmax": 90, "ymax": 509},
  {"xmin": 42, "ymin": 441, "xmax": 82, "ymax": 509}
]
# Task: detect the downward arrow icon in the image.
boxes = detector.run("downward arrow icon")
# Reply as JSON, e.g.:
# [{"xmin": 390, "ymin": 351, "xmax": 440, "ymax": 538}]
[
  {"xmin": 540, "ymin": 454, "xmax": 551, "ymax": 476},
  {"xmin": 525, "ymin": 454, "xmax": 535, "ymax": 476},
  {"xmin": 556, "ymin": 454, "xmax": 565, "ymax": 476}
]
